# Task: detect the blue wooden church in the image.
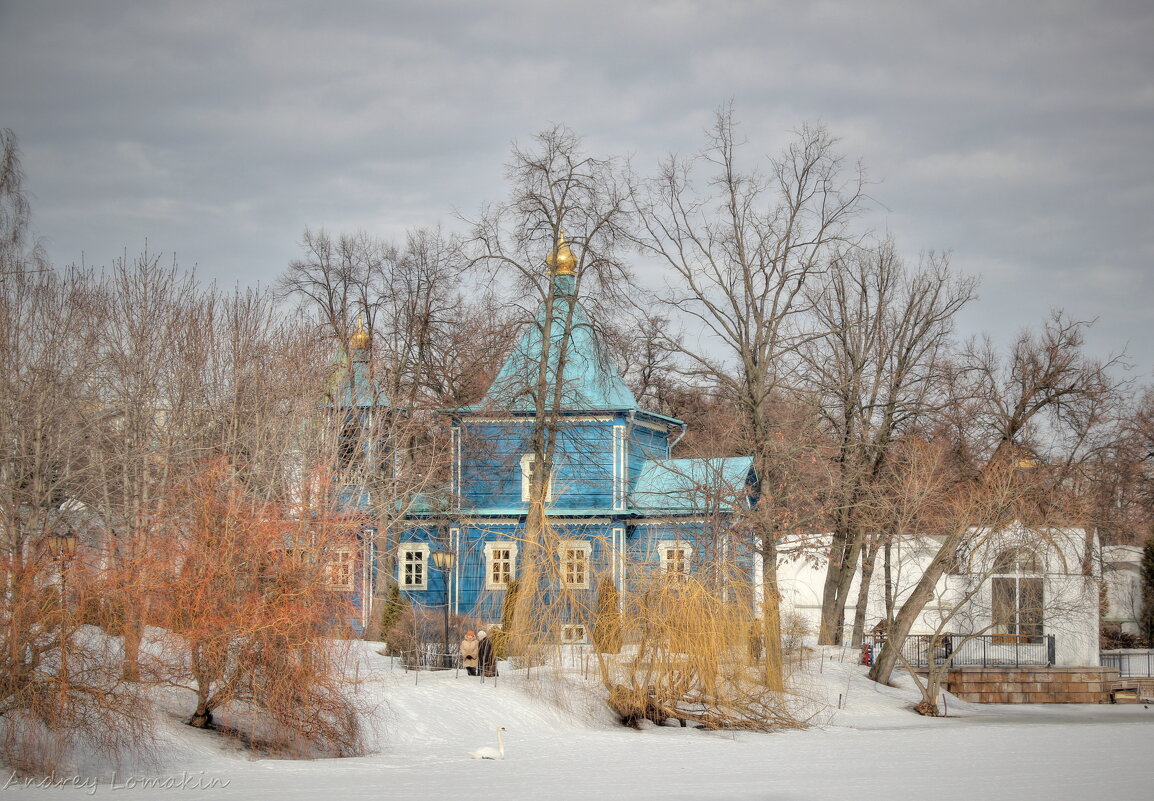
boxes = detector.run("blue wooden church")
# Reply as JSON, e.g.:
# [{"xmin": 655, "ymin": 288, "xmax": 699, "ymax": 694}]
[{"xmin": 334, "ymin": 237, "xmax": 756, "ymax": 639}]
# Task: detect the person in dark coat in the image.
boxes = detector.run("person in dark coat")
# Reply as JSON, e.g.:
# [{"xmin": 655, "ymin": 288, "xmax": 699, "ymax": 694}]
[{"xmin": 477, "ymin": 629, "xmax": 498, "ymax": 677}]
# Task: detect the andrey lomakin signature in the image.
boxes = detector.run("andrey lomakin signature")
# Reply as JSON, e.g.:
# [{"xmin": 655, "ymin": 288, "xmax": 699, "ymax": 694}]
[{"xmin": 3, "ymin": 770, "xmax": 231, "ymax": 795}]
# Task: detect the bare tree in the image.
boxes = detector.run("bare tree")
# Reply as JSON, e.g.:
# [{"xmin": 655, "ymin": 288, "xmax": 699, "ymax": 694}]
[
  {"xmin": 0, "ymin": 267, "xmax": 150, "ymax": 771},
  {"xmin": 74, "ymin": 252, "xmax": 217, "ymax": 679},
  {"xmin": 869, "ymin": 312, "xmax": 1124, "ymax": 686},
  {"xmin": 1056, "ymin": 381, "xmax": 1153, "ymax": 549},
  {"xmin": 281, "ymin": 226, "xmax": 481, "ymax": 404},
  {"xmin": 147, "ymin": 459, "xmax": 364, "ymax": 756},
  {"xmin": 958, "ymin": 311, "xmax": 1123, "ymax": 471},
  {"xmin": 465, "ymin": 124, "xmax": 635, "ymax": 653},
  {"xmin": 0, "ymin": 129, "xmax": 48, "ymax": 278},
  {"xmin": 280, "ymin": 229, "xmax": 396, "ymax": 347},
  {"xmin": 634, "ymin": 109, "xmax": 865, "ymax": 689},
  {"xmin": 281, "ymin": 227, "xmax": 475, "ymax": 631},
  {"xmin": 420, "ymin": 292, "xmax": 519, "ymax": 408},
  {"xmin": 803, "ymin": 241, "xmax": 976, "ymax": 645},
  {"xmin": 602, "ymin": 311, "xmax": 684, "ymax": 415}
]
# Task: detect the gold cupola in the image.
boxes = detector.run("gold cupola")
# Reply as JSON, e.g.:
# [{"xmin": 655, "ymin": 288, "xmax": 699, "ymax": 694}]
[
  {"xmin": 546, "ymin": 231, "xmax": 576, "ymax": 276},
  {"xmin": 349, "ymin": 315, "xmax": 371, "ymax": 350}
]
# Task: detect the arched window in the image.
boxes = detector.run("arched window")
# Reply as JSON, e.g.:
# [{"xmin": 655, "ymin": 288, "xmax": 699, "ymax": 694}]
[
  {"xmin": 993, "ymin": 547, "xmax": 1040, "ymax": 575},
  {"xmin": 991, "ymin": 548, "xmax": 1043, "ymax": 643}
]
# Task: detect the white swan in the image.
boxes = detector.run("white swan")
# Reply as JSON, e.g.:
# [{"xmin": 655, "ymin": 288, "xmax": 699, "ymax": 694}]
[{"xmin": 469, "ymin": 727, "xmax": 506, "ymax": 760}]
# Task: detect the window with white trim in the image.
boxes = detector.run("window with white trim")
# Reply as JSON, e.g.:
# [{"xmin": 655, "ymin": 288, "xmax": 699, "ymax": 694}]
[
  {"xmin": 991, "ymin": 548, "xmax": 1043, "ymax": 643},
  {"xmin": 559, "ymin": 540, "xmax": 591, "ymax": 589},
  {"xmin": 520, "ymin": 454, "xmax": 553, "ymax": 503},
  {"xmin": 485, "ymin": 542, "xmax": 518, "ymax": 590},
  {"xmin": 658, "ymin": 540, "xmax": 692, "ymax": 577},
  {"xmin": 325, "ymin": 546, "xmax": 356, "ymax": 591},
  {"xmin": 561, "ymin": 624, "xmax": 587, "ymax": 644},
  {"xmin": 398, "ymin": 543, "xmax": 430, "ymax": 590}
]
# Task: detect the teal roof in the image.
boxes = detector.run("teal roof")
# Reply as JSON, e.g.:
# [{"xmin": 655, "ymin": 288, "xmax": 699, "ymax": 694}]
[
  {"xmin": 403, "ymin": 490, "xmax": 454, "ymax": 516},
  {"xmin": 326, "ymin": 351, "xmax": 389, "ymax": 409},
  {"xmin": 631, "ymin": 457, "xmax": 755, "ymax": 514},
  {"xmin": 479, "ymin": 275, "xmax": 638, "ymax": 412}
]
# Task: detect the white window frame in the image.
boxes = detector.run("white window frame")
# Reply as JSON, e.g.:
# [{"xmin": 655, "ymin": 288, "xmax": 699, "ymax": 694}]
[
  {"xmin": 611, "ymin": 526, "xmax": 626, "ymax": 589},
  {"xmin": 520, "ymin": 453, "xmax": 553, "ymax": 503},
  {"xmin": 398, "ymin": 543, "xmax": 430, "ymax": 590},
  {"xmin": 484, "ymin": 541, "xmax": 518, "ymax": 591},
  {"xmin": 990, "ymin": 548, "xmax": 1044, "ymax": 642},
  {"xmin": 561, "ymin": 624, "xmax": 587, "ymax": 644},
  {"xmin": 325, "ymin": 546, "xmax": 356, "ymax": 592},
  {"xmin": 559, "ymin": 540, "xmax": 591, "ymax": 589},
  {"xmin": 613, "ymin": 424, "xmax": 627, "ymax": 510},
  {"xmin": 658, "ymin": 540, "xmax": 692, "ymax": 577}
]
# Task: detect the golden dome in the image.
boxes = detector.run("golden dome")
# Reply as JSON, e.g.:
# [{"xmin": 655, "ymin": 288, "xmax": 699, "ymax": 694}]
[
  {"xmin": 546, "ymin": 232, "xmax": 576, "ymax": 276},
  {"xmin": 349, "ymin": 315, "xmax": 371, "ymax": 350}
]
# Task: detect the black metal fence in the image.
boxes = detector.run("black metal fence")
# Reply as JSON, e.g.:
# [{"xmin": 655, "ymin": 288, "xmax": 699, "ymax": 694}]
[
  {"xmin": 1100, "ymin": 650, "xmax": 1154, "ymax": 677},
  {"xmin": 869, "ymin": 634, "xmax": 1056, "ymax": 669},
  {"xmin": 397, "ymin": 644, "xmax": 459, "ymax": 671}
]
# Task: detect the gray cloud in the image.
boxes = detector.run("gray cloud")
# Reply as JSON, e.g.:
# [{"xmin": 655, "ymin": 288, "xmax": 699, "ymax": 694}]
[{"xmin": 2, "ymin": 0, "xmax": 1151, "ymax": 372}]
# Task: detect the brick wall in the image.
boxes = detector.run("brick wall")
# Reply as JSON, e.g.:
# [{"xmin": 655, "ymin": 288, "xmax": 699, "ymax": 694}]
[{"xmin": 945, "ymin": 667, "xmax": 1121, "ymax": 703}]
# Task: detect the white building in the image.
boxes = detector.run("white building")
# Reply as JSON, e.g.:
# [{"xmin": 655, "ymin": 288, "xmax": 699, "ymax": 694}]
[
  {"xmin": 776, "ymin": 522, "xmax": 1102, "ymax": 667},
  {"xmin": 1102, "ymin": 544, "xmax": 1144, "ymax": 637}
]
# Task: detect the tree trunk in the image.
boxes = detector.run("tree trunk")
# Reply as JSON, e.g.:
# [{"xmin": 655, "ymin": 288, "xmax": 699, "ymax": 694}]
[
  {"xmin": 850, "ymin": 542, "xmax": 877, "ymax": 647},
  {"xmin": 817, "ymin": 527, "xmax": 852, "ymax": 644},
  {"xmin": 188, "ymin": 704, "xmax": 213, "ymax": 729},
  {"xmin": 819, "ymin": 524, "xmax": 865, "ymax": 645},
  {"xmin": 869, "ymin": 544, "xmax": 956, "ymax": 685},
  {"xmin": 760, "ymin": 533, "xmax": 784, "ymax": 692},
  {"xmin": 883, "ymin": 542, "xmax": 895, "ymax": 622}
]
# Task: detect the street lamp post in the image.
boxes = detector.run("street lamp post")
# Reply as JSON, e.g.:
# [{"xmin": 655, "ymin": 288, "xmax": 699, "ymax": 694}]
[
  {"xmin": 45, "ymin": 531, "xmax": 78, "ymax": 692},
  {"xmin": 431, "ymin": 550, "xmax": 455, "ymax": 669}
]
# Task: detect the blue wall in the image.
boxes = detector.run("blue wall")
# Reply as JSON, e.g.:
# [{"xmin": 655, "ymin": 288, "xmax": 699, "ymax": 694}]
[
  {"xmin": 458, "ymin": 418, "xmax": 621, "ymax": 511},
  {"xmin": 388, "ymin": 410, "xmax": 751, "ymax": 630},
  {"xmin": 395, "ymin": 518, "xmax": 756, "ymax": 625}
]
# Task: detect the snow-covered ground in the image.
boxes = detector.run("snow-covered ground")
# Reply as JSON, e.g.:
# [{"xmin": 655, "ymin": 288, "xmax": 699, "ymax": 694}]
[{"xmin": 7, "ymin": 644, "xmax": 1153, "ymax": 801}]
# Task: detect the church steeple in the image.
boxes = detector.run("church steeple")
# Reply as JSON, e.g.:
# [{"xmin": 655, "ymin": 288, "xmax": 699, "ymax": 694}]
[
  {"xmin": 546, "ymin": 231, "xmax": 576, "ymax": 276},
  {"xmin": 546, "ymin": 231, "xmax": 576, "ymax": 297},
  {"xmin": 326, "ymin": 314, "xmax": 387, "ymax": 409},
  {"xmin": 477, "ymin": 233, "xmax": 637, "ymax": 412},
  {"xmin": 349, "ymin": 314, "xmax": 371, "ymax": 355}
]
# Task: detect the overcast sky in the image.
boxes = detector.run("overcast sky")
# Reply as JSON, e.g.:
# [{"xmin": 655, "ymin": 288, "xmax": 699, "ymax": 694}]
[{"xmin": 2, "ymin": 0, "xmax": 1151, "ymax": 377}]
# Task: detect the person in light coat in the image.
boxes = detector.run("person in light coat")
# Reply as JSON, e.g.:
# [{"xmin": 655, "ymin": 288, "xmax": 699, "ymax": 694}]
[{"xmin": 460, "ymin": 630, "xmax": 479, "ymax": 675}]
